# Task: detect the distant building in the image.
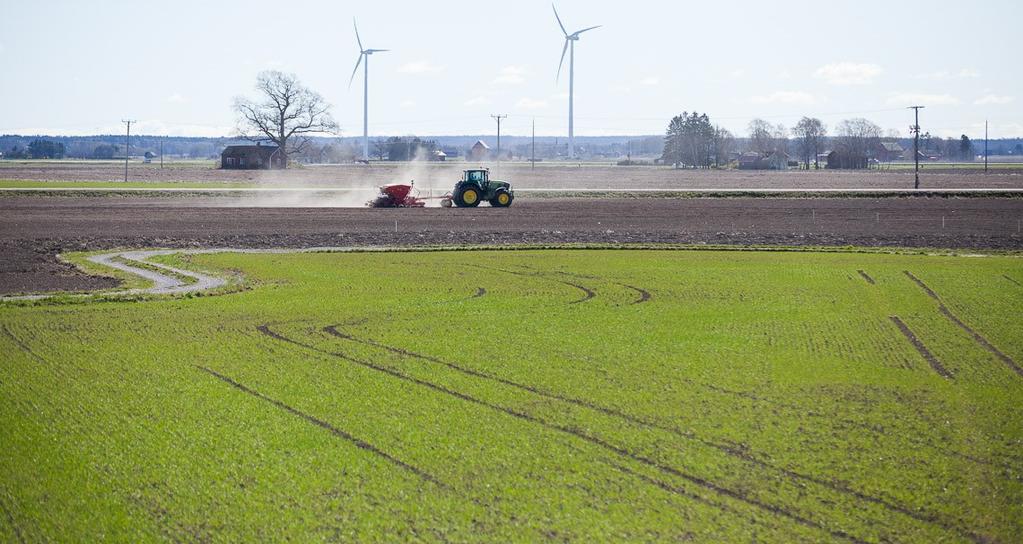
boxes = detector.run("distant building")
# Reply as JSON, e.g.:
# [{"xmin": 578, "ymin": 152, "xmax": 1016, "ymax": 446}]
[
  {"xmin": 737, "ymin": 152, "xmax": 762, "ymax": 170},
  {"xmin": 467, "ymin": 140, "xmax": 490, "ymax": 161},
  {"xmin": 143, "ymin": 151, "xmax": 156, "ymax": 164},
  {"xmin": 874, "ymin": 141, "xmax": 904, "ymax": 162},
  {"xmin": 432, "ymin": 149, "xmax": 447, "ymax": 161},
  {"xmin": 220, "ymin": 144, "xmax": 284, "ymax": 169},
  {"xmin": 825, "ymin": 150, "xmax": 868, "ymax": 169},
  {"xmin": 737, "ymin": 151, "xmax": 788, "ymax": 170}
]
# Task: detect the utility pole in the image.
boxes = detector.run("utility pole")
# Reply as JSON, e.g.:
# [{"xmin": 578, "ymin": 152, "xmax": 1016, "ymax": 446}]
[
  {"xmin": 122, "ymin": 119, "xmax": 135, "ymax": 183},
  {"xmin": 160, "ymin": 136, "xmax": 164, "ymax": 169},
  {"xmin": 531, "ymin": 118, "xmax": 536, "ymax": 170},
  {"xmin": 491, "ymin": 114, "xmax": 507, "ymax": 172},
  {"xmin": 908, "ymin": 106, "xmax": 924, "ymax": 189},
  {"xmin": 984, "ymin": 120, "xmax": 989, "ymax": 173}
]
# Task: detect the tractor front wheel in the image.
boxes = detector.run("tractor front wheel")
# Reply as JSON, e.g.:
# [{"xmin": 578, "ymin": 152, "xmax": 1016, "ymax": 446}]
[
  {"xmin": 454, "ymin": 184, "xmax": 481, "ymax": 208},
  {"xmin": 490, "ymin": 188, "xmax": 513, "ymax": 207}
]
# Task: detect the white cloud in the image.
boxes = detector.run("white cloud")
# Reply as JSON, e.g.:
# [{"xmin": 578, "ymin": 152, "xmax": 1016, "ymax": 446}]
[
  {"xmin": 492, "ymin": 66, "xmax": 528, "ymax": 85},
  {"xmin": 464, "ymin": 96, "xmax": 491, "ymax": 107},
  {"xmin": 886, "ymin": 93, "xmax": 960, "ymax": 106},
  {"xmin": 167, "ymin": 93, "xmax": 185, "ymax": 104},
  {"xmin": 814, "ymin": 62, "xmax": 882, "ymax": 85},
  {"xmin": 914, "ymin": 70, "xmax": 950, "ymax": 80},
  {"xmin": 914, "ymin": 68, "xmax": 981, "ymax": 80},
  {"xmin": 400, "ymin": 100, "xmax": 417, "ymax": 108},
  {"xmin": 515, "ymin": 98, "xmax": 549, "ymax": 110},
  {"xmin": 729, "ymin": 69, "xmax": 745, "ymax": 79},
  {"xmin": 750, "ymin": 90, "xmax": 819, "ymax": 105},
  {"xmin": 974, "ymin": 94, "xmax": 1014, "ymax": 105},
  {"xmin": 397, "ymin": 60, "xmax": 444, "ymax": 75},
  {"xmin": 639, "ymin": 76, "xmax": 660, "ymax": 86}
]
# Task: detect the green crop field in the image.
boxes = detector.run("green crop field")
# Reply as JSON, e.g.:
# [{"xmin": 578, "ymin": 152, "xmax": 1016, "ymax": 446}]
[{"xmin": 2, "ymin": 249, "xmax": 1021, "ymax": 542}]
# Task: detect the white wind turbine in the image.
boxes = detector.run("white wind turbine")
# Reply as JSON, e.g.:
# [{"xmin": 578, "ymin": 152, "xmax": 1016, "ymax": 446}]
[
  {"xmin": 349, "ymin": 18, "xmax": 389, "ymax": 161},
  {"xmin": 553, "ymin": 4, "xmax": 600, "ymax": 160}
]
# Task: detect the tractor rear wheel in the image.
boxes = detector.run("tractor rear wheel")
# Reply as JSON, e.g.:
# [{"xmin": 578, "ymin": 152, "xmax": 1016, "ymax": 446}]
[
  {"xmin": 454, "ymin": 183, "xmax": 481, "ymax": 207},
  {"xmin": 490, "ymin": 188, "xmax": 513, "ymax": 207}
]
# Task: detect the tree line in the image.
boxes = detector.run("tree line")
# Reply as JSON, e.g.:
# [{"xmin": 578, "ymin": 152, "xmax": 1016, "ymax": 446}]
[{"xmin": 662, "ymin": 114, "xmax": 982, "ymax": 168}]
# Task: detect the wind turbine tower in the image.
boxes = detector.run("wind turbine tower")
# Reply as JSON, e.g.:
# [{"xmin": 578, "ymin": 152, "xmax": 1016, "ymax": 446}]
[
  {"xmin": 553, "ymin": 4, "xmax": 600, "ymax": 160},
  {"xmin": 349, "ymin": 18, "xmax": 389, "ymax": 161}
]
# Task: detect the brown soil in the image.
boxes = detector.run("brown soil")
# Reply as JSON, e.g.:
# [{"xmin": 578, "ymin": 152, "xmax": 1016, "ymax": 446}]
[
  {"xmin": 3, "ymin": 162, "xmax": 1021, "ymax": 190},
  {"xmin": 2, "ymin": 195, "xmax": 1020, "ymax": 295}
]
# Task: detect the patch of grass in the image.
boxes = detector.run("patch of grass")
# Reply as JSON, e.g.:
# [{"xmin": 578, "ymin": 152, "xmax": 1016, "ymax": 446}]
[{"xmin": 1, "ymin": 249, "xmax": 1021, "ymax": 541}]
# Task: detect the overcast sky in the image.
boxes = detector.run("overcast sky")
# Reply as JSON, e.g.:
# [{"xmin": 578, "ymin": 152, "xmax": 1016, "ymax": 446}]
[{"xmin": 1, "ymin": 0, "xmax": 1020, "ymax": 139}]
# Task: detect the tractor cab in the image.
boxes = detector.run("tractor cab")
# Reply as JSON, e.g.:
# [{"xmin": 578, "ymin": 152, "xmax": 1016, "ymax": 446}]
[{"xmin": 463, "ymin": 169, "xmax": 490, "ymax": 186}]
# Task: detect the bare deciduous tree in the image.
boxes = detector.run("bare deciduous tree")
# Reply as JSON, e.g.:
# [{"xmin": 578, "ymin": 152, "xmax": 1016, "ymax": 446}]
[
  {"xmin": 713, "ymin": 126, "xmax": 734, "ymax": 167},
  {"xmin": 748, "ymin": 118, "xmax": 774, "ymax": 154},
  {"xmin": 836, "ymin": 118, "xmax": 882, "ymax": 158},
  {"xmin": 234, "ymin": 71, "xmax": 338, "ymax": 167},
  {"xmin": 793, "ymin": 117, "xmax": 827, "ymax": 169}
]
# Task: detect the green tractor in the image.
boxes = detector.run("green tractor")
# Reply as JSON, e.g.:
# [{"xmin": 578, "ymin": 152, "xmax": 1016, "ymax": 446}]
[{"xmin": 441, "ymin": 168, "xmax": 514, "ymax": 208}]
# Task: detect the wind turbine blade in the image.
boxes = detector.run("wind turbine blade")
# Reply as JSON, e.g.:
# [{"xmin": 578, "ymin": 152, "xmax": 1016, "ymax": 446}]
[
  {"xmin": 574, "ymin": 25, "xmax": 602, "ymax": 36},
  {"xmin": 348, "ymin": 54, "xmax": 363, "ymax": 89},
  {"xmin": 353, "ymin": 18, "xmax": 363, "ymax": 51},
  {"xmin": 552, "ymin": 4, "xmax": 568, "ymax": 36},
  {"xmin": 556, "ymin": 39, "xmax": 569, "ymax": 82},
  {"xmin": 367, "ymin": 49, "xmax": 390, "ymax": 53}
]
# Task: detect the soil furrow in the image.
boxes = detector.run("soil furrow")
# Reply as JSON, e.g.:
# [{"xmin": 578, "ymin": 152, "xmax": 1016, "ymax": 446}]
[
  {"xmin": 195, "ymin": 364, "xmax": 443, "ymax": 486},
  {"xmin": 889, "ymin": 316, "xmax": 954, "ymax": 379},
  {"xmin": 259, "ymin": 324, "xmax": 870, "ymax": 543},
  {"xmin": 0, "ymin": 325, "xmax": 46, "ymax": 365},
  {"xmin": 857, "ymin": 270, "xmax": 876, "ymax": 285},
  {"xmin": 324, "ymin": 324, "xmax": 982, "ymax": 541},
  {"xmin": 1003, "ymin": 275, "xmax": 1022, "ymax": 287},
  {"xmin": 905, "ymin": 271, "xmax": 1023, "ymax": 377}
]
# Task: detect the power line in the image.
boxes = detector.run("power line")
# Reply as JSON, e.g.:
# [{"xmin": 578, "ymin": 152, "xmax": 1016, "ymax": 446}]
[
  {"xmin": 491, "ymin": 114, "xmax": 507, "ymax": 172},
  {"xmin": 908, "ymin": 106, "xmax": 924, "ymax": 189},
  {"xmin": 121, "ymin": 119, "xmax": 135, "ymax": 183}
]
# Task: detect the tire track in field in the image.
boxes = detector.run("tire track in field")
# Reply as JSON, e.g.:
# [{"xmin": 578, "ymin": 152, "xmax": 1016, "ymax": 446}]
[
  {"xmin": 324, "ymin": 324, "xmax": 987, "ymax": 542},
  {"xmin": 616, "ymin": 283, "xmax": 652, "ymax": 304},
  {"xmin": 1003, "ymin": 275, "xmax": 1022, "ymax": 287},
  {"xmin": 518, "ymin": 265, "xmax": 653, "ymax": 305},
  {"xmin": 904, "ymin": 271, "xmax": 1023, "ymax": 378},
  {"xmin": 468, "ymin": 264, "xmax": 595, "ymax": 304},
  {"xmin": 258, "ymin": 324, "xmax": 877, "ymax": 543},
  {"xmin": 697, "ymin": 380, "xmax": 1019, "ymax": 473},
  {"xmin": 0, "ymin": 324, "xmax": 46, "ymax": 365},
  {"xmin": 889, "ymin": 316, "xmax": 953, "ymax": 379},
  {"xmin": 195, "ymin": 365, "xmax": 443, "ymax": 486},
  {"xmin": 857, "ymin": 270, "xmax": 875, "ymax": 285}
]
